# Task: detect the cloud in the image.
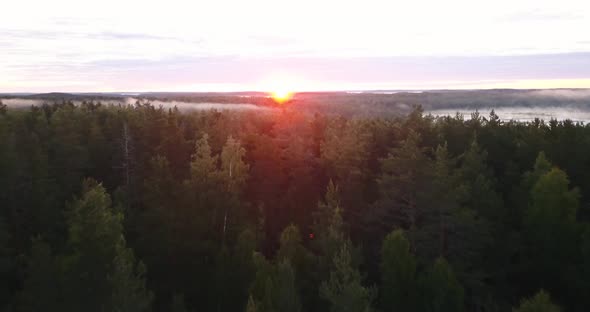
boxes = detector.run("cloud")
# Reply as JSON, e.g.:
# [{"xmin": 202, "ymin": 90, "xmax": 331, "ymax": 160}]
[
  {"xmin": 1, "ymin": 0, "xmax": 589, "ymax": 91},
  {"xmin": 0, "ymin": 28, "xmax": 192, "ymax": 44},
  {"xmin": 88, "ymin": 31, "xmax": 198, "ymax": 43},
  {"xmin": 4, "ymin": 53, "xmax": 590, "ymax": 92},
  {"xmin": 497, "ymin": 9, "xmax": 584, "ymax": 22}
]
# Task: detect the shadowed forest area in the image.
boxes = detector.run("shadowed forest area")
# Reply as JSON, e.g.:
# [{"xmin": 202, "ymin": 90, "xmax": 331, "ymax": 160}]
[{"xmin": 1, "ymin": 99, "xmax": 590, "ymax": 311}]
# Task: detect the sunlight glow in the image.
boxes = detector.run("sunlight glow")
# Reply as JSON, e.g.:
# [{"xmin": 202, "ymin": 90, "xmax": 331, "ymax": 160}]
[{"xmin": 271, "ymin": 89, "xmax": 294, "ymax": 103}]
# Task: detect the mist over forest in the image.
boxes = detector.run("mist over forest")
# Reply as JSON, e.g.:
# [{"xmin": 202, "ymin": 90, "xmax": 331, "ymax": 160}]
[{"xmin": 4, "ymin": 88, "xmax": 590, "ymax": 120}]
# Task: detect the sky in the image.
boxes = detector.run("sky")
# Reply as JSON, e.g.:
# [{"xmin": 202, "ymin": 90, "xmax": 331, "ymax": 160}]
[{"xmin": 1, "ymin": 0, "xmax": 590, "ymax": 92}]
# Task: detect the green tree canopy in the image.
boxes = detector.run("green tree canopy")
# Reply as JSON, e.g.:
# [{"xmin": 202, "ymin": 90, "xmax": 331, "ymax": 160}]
[
  {"xmin": 380, "ymin": 229, "xmax": 417, "ymax": 311},
  {"xmin": 20, "ymin": 179, "xmax": 153, "ymax": 312},
  {"xmin": 513, "ymin": 290, "xmax": 561, "ymax": 312},
  {"xmin": 419, "ymin": 257, "xmax": 464, "ymax": 312},
  {"xmin": 320, "ymin": 242, "xmax": 374, "ymax": 312}
]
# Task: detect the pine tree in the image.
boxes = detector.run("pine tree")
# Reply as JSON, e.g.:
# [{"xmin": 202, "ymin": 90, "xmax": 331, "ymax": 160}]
[
  {"xmin": 220, "ymin": 228, "xmax": 258, "ymax": 312},
  {"xmin": 522, "ymin": 152, "xmax": 551, "ymax": 189},
  {"xmin": 220, "ymin": 135, "xmax": 249, "ymax": 243},
  {"xmin": 416, "ymin": 143, "xmax": 459, "ymax": 262},
  {"xmin": 0, "ymin": 216, "xmax": 14, "ymax": 310},
  {"xmin": 171, "ymin": 293, "xmax": 189, "ymax": 312},
  {"xmin": 313, "ymin": 181, "xmax": 347, "ymax": 275},
  {"xmin": 18, "ymin": 238, "xmax": 61, "ymax": 311},
  {"xmin": 49, "ymin": 105, "xmax": 90, "ymax": 200},
  {"xmin": 320, "ymin": 119, "xmax": 371, "ymax": 213},
  {"xmin": 249, "ymin": 252, "xmax": 273, "ymax": 311},
  {"xmin": 245, "ymin": 295, "xmax": 259, "ymax": 312},
  {"xmin": 419, "ymin": 258, "xmax": 464, "ymax": 312},
  {"xmin": 86, "ymin": 116, "xmax": 110, "ymax": 186},
  {"xmin": 11, "ymin": 109, "xmax": 60, "ymax": 248},
  {"xmin": 277, "ymin": 224, "xmax": 304, "ymax": 263},
  {"xmin": 159, "ymin": 109, "xmax": 189, "ymax": 179},
  {"xmin": 380, "ymin": 229, "xmax": 417, "ymax": 311},
  {"xmin": 373, "ymin": 130, "xmax": 431, "ymax": 247},
  {"xmin": 221, "ymin": 136, "xmax": 249, "ymax": 195},
  {"xmin": 513, "ymin": 290, "xmax": 561, "ymax": 312},
  {"xmin": 313, "ymin": 180, "xmax": 342, "ymax": 244},
  {"xmin": 515, "ymin": 151, "xmax": 553, "ymax": 219},
  {"xmin": 454, "ymin": 138, "xmax": 498, "ymax": 306},
  {"xmin": 277, "ymin": 224, "xmax": 313, "ymax": 279},
  {"xmin": 580, "ymin": 225, "xmax": 590, "ymax": 306},
  {"xmin": 275, "ymin": 260, "xmax": 302, "ymax": 312},
  {"xmin": 320, "ymin": 242, "xmax": 374, "ymax": 312},
  {"xmin": 187, "ymin": 133, "xmax": 223, "ymax": 238},
  {"xmin": 249, "ymin": 256, "xmax": 302, "ymax": 312},
  {"xmin": 523, "ymin": 167, "xmax": 579, "ymax": 294},
  {"xmin": 62, "ymin": 179, "xmax": 152, "ymax": 311},
  {"xmin": 209, "ymin": 136, "xmax": 251, "ymax": 312},
  {"xmin": 456, "ymin": 138, "xmax": 502, "ymax": 223},
  {"xmin": 527, "ymin": 168, "xmax": 578, "ymax": 228},
  {"xmin": 140, "ymin": 155, "xmax": 177, "ymax": 253},
  {"xmin": 190, "ymin": 133, "xmax": 219, "ymax": 185},
  {"xmin": 313, "ymin": 180, "xmax": 368, "ymax": 311},
  {"xmin": 276, "ymin": 224, "xmax": 315, "ymax": 311},
  {"xmin": 110, "ymin": 248, "xmax": 154, "ymax": 312}
]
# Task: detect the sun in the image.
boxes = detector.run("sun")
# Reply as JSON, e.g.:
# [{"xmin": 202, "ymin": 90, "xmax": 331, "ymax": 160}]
[{"xmin": 271, "ymin": 89, "xmax": 294, "ymax": 104}]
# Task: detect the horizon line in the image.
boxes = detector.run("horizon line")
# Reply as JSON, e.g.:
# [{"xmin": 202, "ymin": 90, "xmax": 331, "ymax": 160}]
[{"xmin": 2, "ymin": 87, "xmax": 590, "ymax": 95}]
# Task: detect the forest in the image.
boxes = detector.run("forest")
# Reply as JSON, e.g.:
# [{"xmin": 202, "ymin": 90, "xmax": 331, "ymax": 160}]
[{"xmin": 0, "ymin": 98, "xmax": 589, "ymax": 312}]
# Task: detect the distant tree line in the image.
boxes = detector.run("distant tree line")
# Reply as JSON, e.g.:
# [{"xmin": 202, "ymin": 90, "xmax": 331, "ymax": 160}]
[
  {"xmin": 1, "ymin": 100, "xmax": 589, "ymax": 311},
  {"xmin": 5, "ymin": 89, "xmax": 590, "ymax": 117}
]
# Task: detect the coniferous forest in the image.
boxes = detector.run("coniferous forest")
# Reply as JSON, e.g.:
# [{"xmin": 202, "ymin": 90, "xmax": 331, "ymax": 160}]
[{"xmin": 2, "ymin": 99, "xmax": 590, "ymax": 311}]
